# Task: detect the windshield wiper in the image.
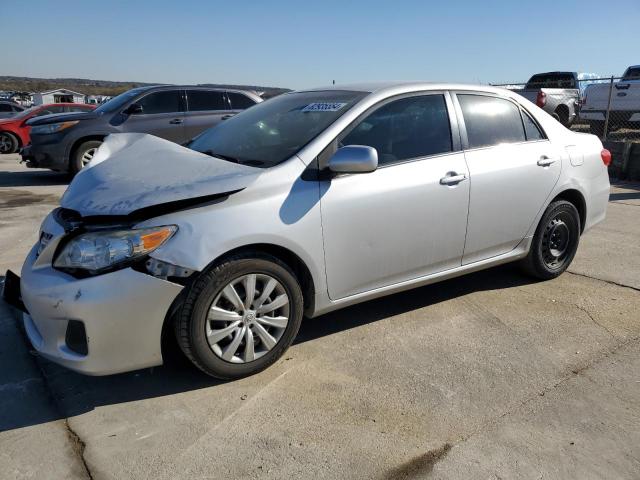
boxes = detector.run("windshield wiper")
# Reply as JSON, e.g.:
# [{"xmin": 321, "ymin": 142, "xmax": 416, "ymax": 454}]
[
  {"xmin": 199, "ymin": 150, "xmax": 265, "ymax": 167},
  {"xmin": 200, "ymin": 150, "xmax": 240, "ymax": 163}
]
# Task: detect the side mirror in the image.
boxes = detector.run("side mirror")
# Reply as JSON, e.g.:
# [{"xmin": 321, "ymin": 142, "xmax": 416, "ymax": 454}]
[
  {"xmin": 328, "ymin": 145, "xmax": 378, "ymax": 174},
  {"xmin": 125, "ymin": 103, "xmax": 143, "ymax": 115}
]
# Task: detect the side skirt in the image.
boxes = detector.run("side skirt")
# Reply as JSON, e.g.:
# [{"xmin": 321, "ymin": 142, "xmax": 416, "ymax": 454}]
[{"xmin": 310, "ymin": 236, "xmax": 532, "ymax": 318}]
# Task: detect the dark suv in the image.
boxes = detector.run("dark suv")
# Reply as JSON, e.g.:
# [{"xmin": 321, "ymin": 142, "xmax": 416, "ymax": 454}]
[{"xmin": 21, "ymin": 85, "xmax": 262, "ymax": 173}]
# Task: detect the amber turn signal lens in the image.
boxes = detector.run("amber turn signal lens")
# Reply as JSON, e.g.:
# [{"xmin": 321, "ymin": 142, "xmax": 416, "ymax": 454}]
[{"xmin": 141, "ymin": 228, "xmax": 174, "ymax": 250}]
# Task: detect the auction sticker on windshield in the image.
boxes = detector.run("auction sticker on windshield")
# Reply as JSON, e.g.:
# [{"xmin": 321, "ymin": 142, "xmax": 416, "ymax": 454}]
[{"xmin": 302, "ymin": 102, "xmax": 347, "ymax": 112}]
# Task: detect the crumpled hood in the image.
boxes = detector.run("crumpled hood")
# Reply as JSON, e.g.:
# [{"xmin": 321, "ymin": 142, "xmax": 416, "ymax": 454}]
[{"xmin": 61, "ymin": 133, "xmax": 262, "ymax": 216}]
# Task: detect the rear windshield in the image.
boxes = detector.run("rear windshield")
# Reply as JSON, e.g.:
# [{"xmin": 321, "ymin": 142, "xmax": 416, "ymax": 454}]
[
  {"xmin": 526, "ymin": 73, "xmax": 576, "ymax": 89},
  {"xmin": 188, "ymin": 90, "xmax": 368, "ymax": 168},
  {"xmin": 622, "ymin": 67, "xmax": 640, "ymax": 81}
]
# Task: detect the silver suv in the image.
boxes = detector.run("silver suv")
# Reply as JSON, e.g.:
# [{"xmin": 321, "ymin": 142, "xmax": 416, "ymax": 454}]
[{"xmin": 11, "ymin": 82, "xmax": 610, "ymax": 379}]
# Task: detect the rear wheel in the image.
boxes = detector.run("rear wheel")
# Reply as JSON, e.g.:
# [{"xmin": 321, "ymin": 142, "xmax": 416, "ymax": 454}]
[
  {"xmin": 71, "ymin": 140, "xmax": 102, "ymax": 174},
  {"xmin": 520, "ymin": 200, "xmax": 580, "ymax": 280},
  {"xmin": 0, "ymin": 132, "xmax": 18, "ymax": 154},
  {"xmin": 554, "ymin": 106, "xmax": 571, "ymax": 127},
  {"xmin": 175, "ymin": 252, "xmax": 304, "ymax": 379}
]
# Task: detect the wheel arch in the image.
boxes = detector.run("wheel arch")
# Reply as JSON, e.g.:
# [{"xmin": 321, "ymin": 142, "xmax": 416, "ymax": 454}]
[
  {"xmin": 211, "ymin": 243, "xmax": 316, "ymax": 315},
  {"xmin": 551, "ymin": 188, "xmax": 586, "ymax": 233},
  {"xmin": 68, "ymin": 135, "xmax": 107, "ymax": 164}
]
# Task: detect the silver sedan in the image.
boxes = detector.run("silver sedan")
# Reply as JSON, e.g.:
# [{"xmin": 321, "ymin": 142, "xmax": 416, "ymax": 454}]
[{"xmin": 11, "ymin": 82, "xmax": 610, "ymax": 379}]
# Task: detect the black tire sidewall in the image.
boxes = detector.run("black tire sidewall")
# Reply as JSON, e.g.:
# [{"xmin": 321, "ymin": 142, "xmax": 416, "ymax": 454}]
[
  {"xmin": 182, "ymin": 255, "xmax": 303, "ymax": 379},
  {"xmin": 0, "ymin": 132, "xmax": 18, "ymax": 154},
  {"xmin": 530, "ymin": 201, "xmax": 580, "ymax": 279},
  {"xmin": 72, "ymin": 140, "xmax": 102, "ymax": 174}
]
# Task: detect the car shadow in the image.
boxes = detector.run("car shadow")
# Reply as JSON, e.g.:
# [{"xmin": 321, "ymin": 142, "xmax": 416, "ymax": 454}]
[
  {"xmin": 0, "ymin": 263, "xmax": 537, "ymax": 432},
  {"xmin": 0, "ymin": 169, "xmax": 69, "ymax": 187},
  {"xmin": 609, "ymin": 181, "xmax": 640, "ymax": 201}
]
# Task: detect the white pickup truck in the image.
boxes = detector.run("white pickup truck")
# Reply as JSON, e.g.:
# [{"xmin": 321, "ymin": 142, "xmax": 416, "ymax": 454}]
[{"xmin": 580, "ymin": 65, "xmax": 640, "ymax": 136}]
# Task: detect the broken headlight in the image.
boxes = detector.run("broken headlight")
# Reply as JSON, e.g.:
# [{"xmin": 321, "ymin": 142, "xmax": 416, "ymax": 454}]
[{"xmin": 54, "ymin": 226, "xmax": 177, "ymax": 273}]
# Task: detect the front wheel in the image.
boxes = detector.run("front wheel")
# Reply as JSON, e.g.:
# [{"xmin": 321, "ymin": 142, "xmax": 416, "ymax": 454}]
[
  {"xmin": 520, "ymin": 200, "xmax": 581, "ymax": 280},
  {"xmin": 175, "ymin": 253, "xmax": 304, "ymax": 379},
  {"xmin": 71, "ymin": 140, "xmax": 102, "ymax": 174}
]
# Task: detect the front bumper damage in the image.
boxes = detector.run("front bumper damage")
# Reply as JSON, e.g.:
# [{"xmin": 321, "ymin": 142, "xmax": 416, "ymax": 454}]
[{"xmin": 17, "ymin": 238, "xmax": 184, "ymax": 376}]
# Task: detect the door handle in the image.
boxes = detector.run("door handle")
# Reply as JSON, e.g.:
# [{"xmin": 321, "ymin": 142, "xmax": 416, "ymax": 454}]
[
  {"xmin": 169, "ymin": 118, "xmax": 183, "ymax": 124},
  {"xmin": 440, "ymin": 172, "xmax": 467, "ymax": 186},
  {"xmin": 537, "ymin": 156, "xmax": 556, "ymax": 167},
  {"xmin": 221, "ymin": 114, "xmax": 234, "ymax": 120}
]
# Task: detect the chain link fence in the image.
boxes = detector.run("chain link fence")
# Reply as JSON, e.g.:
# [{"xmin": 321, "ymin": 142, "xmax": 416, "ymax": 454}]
[
  {"xmin": 493, "ymin": 74, "xmax": 640, "ymax": 179},
  {"xmin": 492, "ymin": 75, "xmax": 640, "ymax": 143}
]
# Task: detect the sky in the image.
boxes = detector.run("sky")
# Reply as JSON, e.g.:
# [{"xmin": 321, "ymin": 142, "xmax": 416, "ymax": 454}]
[{"xmin": 3, "ymin": 0, "xmax": 639, "ymax": 89}]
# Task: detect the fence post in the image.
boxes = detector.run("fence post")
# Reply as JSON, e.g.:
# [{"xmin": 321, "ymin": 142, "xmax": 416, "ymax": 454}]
[{"xmin": 603, "ymin": 75, "xmax": 614, "ymax": 141}]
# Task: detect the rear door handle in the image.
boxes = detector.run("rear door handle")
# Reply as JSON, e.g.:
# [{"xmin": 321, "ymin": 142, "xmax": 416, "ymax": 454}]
[
  {"xmin": 169, "ymin": 118, "xmax": 183, "ymax": 124},
  {"xmin": 537, "ymin": 156, "xmax": 556, "ymax": 167},
  {"xmin": 440, "ymin": 172, "xmax": 467, "ymax": 185},
  {"xmin": 221, "ymin": 114, "xmax": 234, "ymax": 120}
]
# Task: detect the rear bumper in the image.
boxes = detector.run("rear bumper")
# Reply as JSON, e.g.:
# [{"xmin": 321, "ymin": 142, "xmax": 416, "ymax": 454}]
[{"xmin": 19, "ymin": 246, "xmax": 184, "ymax": 375}]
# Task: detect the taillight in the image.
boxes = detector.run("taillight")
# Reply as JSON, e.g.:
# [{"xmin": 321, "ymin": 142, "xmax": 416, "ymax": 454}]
[
  {"xmin": 601, "ymin": 149, "xmax": 611, "ymax": 166},
  {"xmin": 536, "ymin": 91, "xmax": 547, "ymax": 107}
]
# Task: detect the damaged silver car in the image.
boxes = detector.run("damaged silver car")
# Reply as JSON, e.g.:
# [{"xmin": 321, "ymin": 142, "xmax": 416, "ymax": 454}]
[{"xmin": 6, "ymin": 83, "xmax": 610, "ymax": 379}]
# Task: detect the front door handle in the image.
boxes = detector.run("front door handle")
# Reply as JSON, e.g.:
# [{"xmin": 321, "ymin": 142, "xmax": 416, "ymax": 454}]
[
  {"xmin": 221, "ymin": 114, "xmax": 234, "ymax": 121},
  {"xmin": 440, "ymin": 172, "xmax": 467, "ymax": 185},
  {"xmin": 537, "ymin": 156, "xmax": 556, "ymax": 167},
  {"xmin": 169, "ymin": 118, "xmax": 183, "ymax": 124}
]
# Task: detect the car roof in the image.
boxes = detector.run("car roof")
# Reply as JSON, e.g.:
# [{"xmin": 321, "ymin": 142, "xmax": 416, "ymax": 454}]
[{"xmin": 296, "ymin": 81, "xmax": 514, "ymax": 96}]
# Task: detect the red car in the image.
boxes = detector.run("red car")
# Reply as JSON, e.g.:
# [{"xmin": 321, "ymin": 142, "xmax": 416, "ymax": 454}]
[{"xmin": 0, "ymin": 103, "xmax": 95, "ymax": 154}]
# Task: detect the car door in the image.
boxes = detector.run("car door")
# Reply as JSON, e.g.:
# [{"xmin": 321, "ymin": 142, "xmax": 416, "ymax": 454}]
[
  {"xmin": 320, "ymin": 92, "xmax": 470, "ymax": 300},
  {"xmin": 183, "ymin": 90, "xmax": 230, "ymax": 141},
  {"xmin": 122, "ymin": 89, "xmax": 186, "ymax": 143},
  {"xmin": 453, "ymin": 92, "xmax": 562, "ymax": 264}
]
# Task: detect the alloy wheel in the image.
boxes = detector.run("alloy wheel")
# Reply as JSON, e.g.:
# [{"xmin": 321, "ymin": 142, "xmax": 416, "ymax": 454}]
[
  {"xmin": 206, "ymin": 273, "xmax": 290, "ymax": 363},
  {"xmin": 81, "ymin": 147, "xmax": 97, "ymax": 167},
  {"xmin": 0, "ymin": 134, "xmax": 14, "ymax": 153}
]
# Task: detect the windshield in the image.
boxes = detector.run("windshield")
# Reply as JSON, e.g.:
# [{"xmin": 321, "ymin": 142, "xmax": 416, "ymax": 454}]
[
  {"xmin": 622, "ymin": 67, "xmax": 640, "ymax": 81},
  {"xmin": 188, "ymin": 90, "xmax": 368, "ymax": 167},
  {"xmin": 12, "ymin": 106, "xmax": 40, "ymax": 119},
  {"xmin": 95, "ymin": 87, "xmax": 149, "ymax": 113}
]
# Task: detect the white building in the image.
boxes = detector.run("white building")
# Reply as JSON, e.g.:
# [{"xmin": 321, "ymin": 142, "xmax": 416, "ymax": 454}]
[{"xmin": 32, "ymin": 89, "xmax": 85, "ymax": 105}]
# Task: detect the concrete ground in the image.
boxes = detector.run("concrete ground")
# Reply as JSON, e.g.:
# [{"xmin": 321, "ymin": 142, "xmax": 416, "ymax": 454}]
[{"xmin": 0, "ymin": 152, "xmax": 638, "ymax": 480}]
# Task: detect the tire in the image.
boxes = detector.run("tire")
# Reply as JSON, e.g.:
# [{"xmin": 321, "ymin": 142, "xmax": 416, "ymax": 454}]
[
  {"xmin": 589, "ymin": 121, "xmax": 605, "ymax": 138},
  {"xmin": 0, "ymin": 132, "xmax": 19, "ymax": 154},
  {"xmin": 71, "ymin": 140, "xmax": 102, "ymax": 174},
  {"xmin": 554, "ymin": 107, "xmax": 571, "ymax": 128},
  {"xmin": 175, "ymin": 252, "xmax": 304, "ymax": 379},
  {"xmin": 520, "ymin": 200, "xmax": 581, "ymax": 280}
]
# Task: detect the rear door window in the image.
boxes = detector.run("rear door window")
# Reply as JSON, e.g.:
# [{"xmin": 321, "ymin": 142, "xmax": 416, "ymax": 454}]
[
  {"xmin": 186, "ymin": 90, "xmax": 228, "ymax": 111},
  {"xmin": 340, "ymin": 94, "xmax": 452, "ymax": 166},
  {"xmin": 458, "ymin": 94, "xmax": 526, "ymax": 149},
  {"xmin": 227, "ymin": 92, "xmax": 257, "ymax": 110},
  {"xmin": 137, "ymin": 90, "xmax": 182, "ymax": 114}
]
